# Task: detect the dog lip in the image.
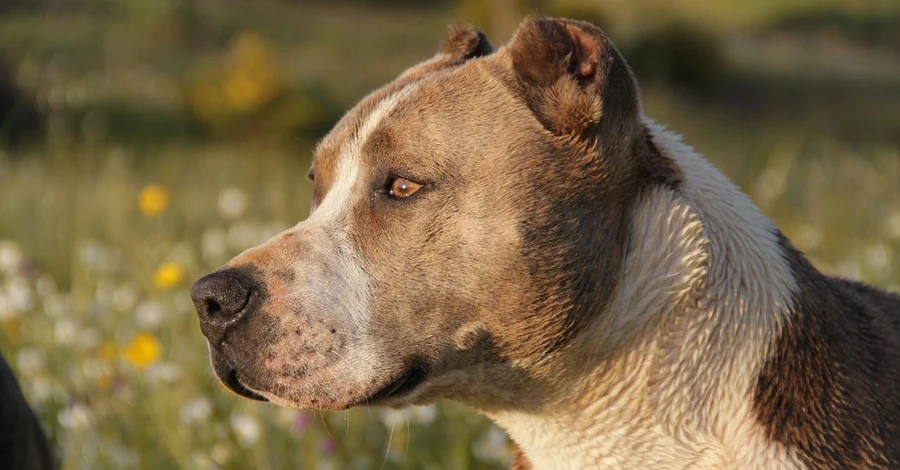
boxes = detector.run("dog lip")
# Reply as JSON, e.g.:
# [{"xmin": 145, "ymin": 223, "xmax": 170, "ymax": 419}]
[
  {"xmin": 364, "ymin": 365, "xmax": 428, "ymax": 405},
  {"xmin": 223, "ymin": 367, "xmax": 268, "ymax": 402}
]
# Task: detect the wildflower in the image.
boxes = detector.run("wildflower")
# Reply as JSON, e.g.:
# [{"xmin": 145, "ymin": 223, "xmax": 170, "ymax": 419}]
[
  {"xmin": 138, "ymin": 184, "xmax": 169, "ymax": 217},
  {"xmin": 180, "ymin": 398, "xmax": 212, "ymax": 424},
  {"xmin": 190, "ymin": 452, "xmax": 215, "ymax": 470},
  {"xmin": 146, "ymin": 362, "xmax": 181, "ymax": 383},
  {"xmin": 211, "ymin": 443, "xmax": 233, "ymax": 465},
  {"xmin": 121, "ymin": 332, "xmax": 162, "ymax": 369},
  {"xmin": 30, "ymin": 377, "xmax": 53, "ymax": 405},
  {"xmin": 473, "ymin": 426, "xmax": 511, "ymax": 464},
  {"xmin": 6, "ymin": 277, "xmax": 34, "ymax": 311},
  {"xmin": 866, "ymin": 243, "xmax": 892, "ymax": 274},
  {"xmin": 153, "ymin": 261, "xmax": 184, "ymax": 290},
  {"xmin": 0, "ymin": 240, "xmax": 23, "ymax": 275},
  {"xmin": 0, "ymin": 291, "xmax": 17, "ymax": 320},
  {"xmin": 15, "ymin": 348, "xmax": 46, "ymax": 376},
  {"xmin": 230, "ymin": 412, "xmax": 261, "ymax": 447},
  {"xmin": 111, "ymin": 283, "xmax": 138, "ymax": 312},
  {"xmin": 54, "ymin": 318, "xmax": 78, "ymax": 345},
  {"xmin": 135, "ymin": 300, "xmax": 165, "ymax": 329},
  {"xmin": 408, "ymin": 404, "xmax": 438, "ymax": 424},
  {"xmin": 58, "ymin": 403, "xmax": 93, "ymax": 430},
  {"xmin": 201, "ymin": 228, "xmax": 228, "ymax": 262},
  {"xmin": 218, "ymin": 187, "xmax": 248, "ymax": 220},
  {"xmin": 78, "ymin": 239, "xmax": 119, "ymax": 272},
  {"xmin": 380, "ymin": 408, "xmax": 406, "ymax": 428},
  {"xmin": 293, "ymin": 411, "xmax": 313, "ymax": 433},
  {"xmin": 320, "ymin": 437, "xmax": 336, "ymax": 453},
  {"xmin": 79, "ymin": 327, "xmax": 102, "ymax": 349}
]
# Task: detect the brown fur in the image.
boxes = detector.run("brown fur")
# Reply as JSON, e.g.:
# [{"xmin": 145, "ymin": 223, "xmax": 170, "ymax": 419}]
[
  {"xmin": 755, "ymin": 233, "xmax": 900, "ymax": 469},
  {"xmin": 186, "ymin": 16, "xmax": 900, "ymax": 470}
]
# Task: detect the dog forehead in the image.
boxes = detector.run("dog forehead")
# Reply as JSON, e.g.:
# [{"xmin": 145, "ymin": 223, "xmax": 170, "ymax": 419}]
[{"xmin": 314, "ymin": 60, "xmax": 518, "ymax": 182}]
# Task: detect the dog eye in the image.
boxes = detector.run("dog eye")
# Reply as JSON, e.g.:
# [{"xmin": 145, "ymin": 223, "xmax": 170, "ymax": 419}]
[{"xmin": 389, "ymin": 177, "xmax": 422, "ymax": 198}]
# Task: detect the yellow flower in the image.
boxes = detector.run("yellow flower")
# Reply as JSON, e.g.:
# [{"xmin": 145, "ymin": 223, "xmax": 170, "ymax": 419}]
[
  {"xmin": 154, "ymin": 262, "xmax": 184, "ymax": 290},
  {"xmin": 139, "ymin": 185, "xmax": 169, "ymax": 217},
  {"xmin": 122, "ymin": 333, "xmax": 162, "ymax": 369}
]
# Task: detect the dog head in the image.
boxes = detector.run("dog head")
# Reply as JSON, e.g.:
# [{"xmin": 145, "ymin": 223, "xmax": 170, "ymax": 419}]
[{"xmin": 191, "ymin": 18, "xmax": 678, "ymax": 411}]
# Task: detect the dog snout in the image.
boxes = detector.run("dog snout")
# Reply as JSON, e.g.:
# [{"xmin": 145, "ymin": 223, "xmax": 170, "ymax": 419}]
[{"xmin": 191, "ymin": 268, "xmax": 255, "ymax": 344}]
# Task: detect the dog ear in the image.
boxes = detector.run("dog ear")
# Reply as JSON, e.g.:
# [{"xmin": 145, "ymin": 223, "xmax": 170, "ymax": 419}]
[
  {"xmin": 506, "ymin": 18, "xmax": 641, "ymax": 145},
  {"xmin": 439, "ymin": 25, "xmax": 494, "ymax": 61}
]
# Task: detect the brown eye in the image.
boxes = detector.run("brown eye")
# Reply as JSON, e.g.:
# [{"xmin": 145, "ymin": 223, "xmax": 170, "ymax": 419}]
[{"xmin": 389, "ymin": 177, "xmax": 422, "ymax": 198}]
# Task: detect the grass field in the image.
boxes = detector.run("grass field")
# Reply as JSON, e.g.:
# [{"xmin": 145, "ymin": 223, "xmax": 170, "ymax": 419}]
[{"xmin": 0, "ymin": 1, "xmax": 898, "ymax": 469}]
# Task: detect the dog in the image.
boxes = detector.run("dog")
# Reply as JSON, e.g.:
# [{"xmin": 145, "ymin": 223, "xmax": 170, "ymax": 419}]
[
  {"xmin": 191, "ymin": 17, "xmax": 900, "ymax": 469},
  {"xmin": 0, "ymin": 352, "xmax": 55, "ymax": 470}
]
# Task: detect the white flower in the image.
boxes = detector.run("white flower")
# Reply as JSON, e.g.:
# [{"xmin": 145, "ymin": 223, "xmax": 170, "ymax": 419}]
[
  {"xmin": 35, "ymin": 275, "xmax": 57, "ymax": 298},
  {"xmin": 0, "ymin": 291, "xmax": 17, "ymax": 319},
  {"xmin": 218, "ymin": 187, "xmax": 249, "ymax": 220},
  {"xmin": 191, "ymin": 451, "xmax": 216, "ymax": 470},
  {"xmin": 230, "ymin": 412, "xmax": 261, "ymax": 447},
  {"xmin": 58, "ymin": 403, "xmax": 93, "ymax": 429},
  {"xmin": 7, "ymin": 277, "xmax": 34, "ymax": 311},
  {"xmin": 180, "ymin": 398, "xmax": 212, "ymax": 424},
  {"xmin": 81, "ymin": 357, "xmax": 111, "ymax": 380},
  {"xmin": 865, "ymin": 243, "xmax": 892, "ymax": 274},
  {"xmin": 202, "ymin": 228, "xmax": 228, "ymax": 262},
  {"xmin": 43, "ymin": 293, "xmax": 70, "ymax": 318},
  {"xmin": 54, "ymin": 318, "xmax": 79, "ymax": 345},
  {"xmin": 135, "ymin": 300, "xmax": 165, "ymax": 329},
  {"xmin": 473, "ymin": 426, "xmax": 511, "ymax": 463},
  {"xmin": 78, "ymin": 239, "xmax": 118, "ymax": 273},
  {"xmin": 0, "ymin": 240, "xmax": 23, "ymax": 275},
  {"xmin": 408, "ymin": 404, "xmax": 437, "ymax": 424},
  {"xmin": 111, "ymin": 283, "xmax": 138, "ymax": 312},
  {"xmin": 15, "ymin": 348, "xmax": 46, "ymax": 376},
  {"xmin": 78, "ymin": 327, "xmax": 103, "ymax": 350},
  {"xmin": 30, "ymin": 377, "xmax": 54, "ymax": 405},
  {"xmin": 380, "ymin": 408, "xmax": 406, "ymax": 428},
  {"xmin": 146, "ymin": 363, "xmax": 181, "ymax": 383},
  {"xmin": 211, "ymin": 443, "xmax": 232, "ymax": 465}
]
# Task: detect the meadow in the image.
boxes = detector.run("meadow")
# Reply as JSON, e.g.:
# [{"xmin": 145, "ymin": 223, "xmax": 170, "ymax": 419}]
[{"xmin": 0, "ymin": 0, "xmax": 898, "ymax": 469}]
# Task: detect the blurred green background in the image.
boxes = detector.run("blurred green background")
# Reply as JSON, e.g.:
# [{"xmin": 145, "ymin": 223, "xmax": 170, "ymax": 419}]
[{"xmin": 0, "ymin": 0, "xmax": 898, "ymax": 469}]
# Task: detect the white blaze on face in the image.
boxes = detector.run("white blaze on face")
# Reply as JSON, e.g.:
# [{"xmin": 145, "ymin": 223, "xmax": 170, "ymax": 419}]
[
  {"xmin": 292, "ymin": 84, "xmax": 421, "ymax": 383},
  {"xmin": 307, "ymin": 83, "xmax": 421, "ymax": 227}
]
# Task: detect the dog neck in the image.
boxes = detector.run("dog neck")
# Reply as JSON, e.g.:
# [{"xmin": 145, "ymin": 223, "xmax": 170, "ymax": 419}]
[{"xmin": 485, "ymin": 121, "xmax": 805, "ymax": 469}]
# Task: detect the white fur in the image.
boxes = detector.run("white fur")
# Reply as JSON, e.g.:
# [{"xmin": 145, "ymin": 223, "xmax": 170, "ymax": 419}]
[{"xmin": 490, "ymin": 120, "xmax": 806, "ymax": 469}]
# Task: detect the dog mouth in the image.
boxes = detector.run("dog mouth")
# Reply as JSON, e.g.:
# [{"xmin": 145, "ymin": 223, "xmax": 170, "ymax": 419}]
[
  {"xmin": 223, "ymin": 367, "xmax": 268, "ymax": 402},
  {"xmin": 363, "ymin": 364, "xmax": 429, "ymax": 405},
  {"xmin": 210, "ymin": 349, "xmax": 268, "ymax": 401}
]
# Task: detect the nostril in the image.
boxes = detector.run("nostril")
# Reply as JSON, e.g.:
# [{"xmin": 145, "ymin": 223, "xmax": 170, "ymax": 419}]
[{"xmin": 204, "ymin": 298, "xmax": 224, "ymax": 319}]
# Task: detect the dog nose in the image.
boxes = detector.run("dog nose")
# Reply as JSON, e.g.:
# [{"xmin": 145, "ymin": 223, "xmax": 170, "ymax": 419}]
[{"xmin": 191, "ymin": 269, "xmax": 254, "ymax": 344}]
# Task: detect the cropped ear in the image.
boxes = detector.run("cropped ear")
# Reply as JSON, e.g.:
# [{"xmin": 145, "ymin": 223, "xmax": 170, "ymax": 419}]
[
  {"xmin": 506, "ymin": 18, "xmax": 641, "ymax": 146},
  {"xmin": 439, "ymin": 25, "xmax": 494, "ymax": 62}
]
